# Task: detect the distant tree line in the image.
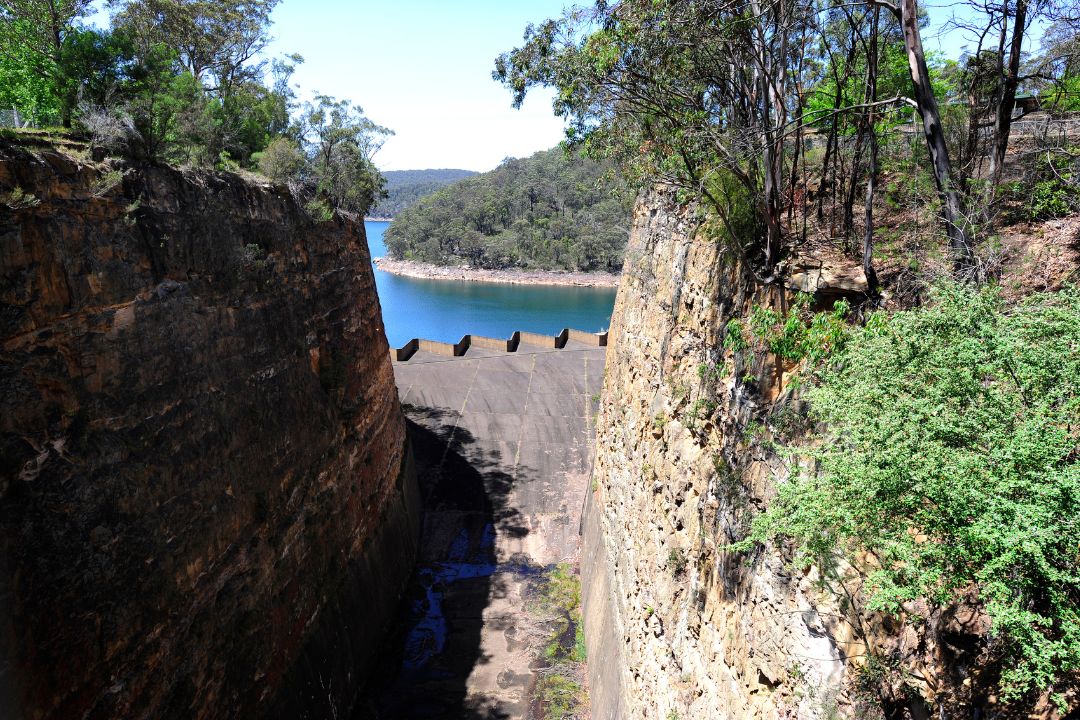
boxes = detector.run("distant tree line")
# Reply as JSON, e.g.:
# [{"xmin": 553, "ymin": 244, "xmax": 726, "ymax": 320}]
[
  {"xmin": 0, "ymin": 0, "xmax": 389, "ymax": 216},
  {"xmin": 370, "ymin": 168, "xmax": 479, "ymax": 218},
  {"xmin": 384, "ymin": 147, "xmax": 631, "ymax": 272}
]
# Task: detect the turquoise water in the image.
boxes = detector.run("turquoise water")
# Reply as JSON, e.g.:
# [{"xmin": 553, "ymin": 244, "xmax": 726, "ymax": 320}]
[{"xmin": 365, "ymin": 221, "xmax": 618, "ymax": 349}]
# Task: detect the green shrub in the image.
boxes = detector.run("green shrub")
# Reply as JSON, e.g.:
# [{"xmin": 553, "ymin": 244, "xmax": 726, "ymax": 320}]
[
  {"xmin": 1029, "ymin": 178, "xmax": 1076, "ymax": 220},
  {"xmin": 1004, "ymin": 147, "xmax": 1080, "ymax": 221},
  {"xmin": 537, "ymin": 674, "xmax": 584, "ymax": 720},
  {"xmin": 257, "ymin": 136, "xmax": 305, "ymax": 185},
  {"xmin": 3, "ymin": 186, "xmax": 40, "ymax": 209},
  {"xmin": 723, "ymin": 318, "xmax": 748, "ymax": 352},
  {"xmin": 91, "ymin": 169, "xmax": 123, "ymax": 198},
  {"xmin": 740, "ymin": 284, "xmax": 1080, "ymax": 705},
  {"xmin": 304, "ymin": 197, "xmax": 334, "ymax": 222},
  {"xmin": 747, "ymin": 293, "xmax": 850, "ymax": 364},
  {"xmin": 667, "ymin": 547, "xmax": 688, "ymax": 577}
]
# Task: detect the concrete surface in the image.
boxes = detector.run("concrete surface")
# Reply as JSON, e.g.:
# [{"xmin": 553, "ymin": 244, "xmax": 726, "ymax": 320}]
[{"xmin": 359, "ymin": 343, "xmax": 605, "ymax": 719}]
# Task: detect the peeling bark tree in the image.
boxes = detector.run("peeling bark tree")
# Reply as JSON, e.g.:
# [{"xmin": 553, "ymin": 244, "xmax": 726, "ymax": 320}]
[{"xmin": 878, "ymin": 0, "xmax": 975, "ymax": 276}]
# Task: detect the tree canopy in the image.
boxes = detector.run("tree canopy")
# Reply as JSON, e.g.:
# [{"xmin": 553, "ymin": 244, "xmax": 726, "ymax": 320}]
[{"xmin": 0, "ymin": 0, "xmax": 389, "ymax": 216}]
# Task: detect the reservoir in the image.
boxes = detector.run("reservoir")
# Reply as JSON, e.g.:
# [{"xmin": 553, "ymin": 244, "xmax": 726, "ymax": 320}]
[{"xmin": 365, "ymin": 221, "xmax": 619, "ymax": 348}]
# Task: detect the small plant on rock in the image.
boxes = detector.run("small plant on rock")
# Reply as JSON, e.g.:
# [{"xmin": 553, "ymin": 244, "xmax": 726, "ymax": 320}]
[
  {"xmin": 667, "ymin": 547, "xmax": 688, "ymax": 578},
  {"xmin": 91, "ymin": 169, "xmax": 123, "ymax": 198},
  {"xmin": 4, "ymin": 186, "xmax": 39, "ymax": 209}
]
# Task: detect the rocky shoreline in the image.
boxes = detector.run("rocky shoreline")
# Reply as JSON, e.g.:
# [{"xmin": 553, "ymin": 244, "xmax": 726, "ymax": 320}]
[{"xmin": 372, "ymin": 256, "xmax": 621, "ymax": 287}]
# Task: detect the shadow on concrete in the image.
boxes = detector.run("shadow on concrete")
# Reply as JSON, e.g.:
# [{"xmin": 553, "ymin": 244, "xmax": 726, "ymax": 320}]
[{"xmin": 354, "ymin": 407, "xmax": 535, "ymax": 720}]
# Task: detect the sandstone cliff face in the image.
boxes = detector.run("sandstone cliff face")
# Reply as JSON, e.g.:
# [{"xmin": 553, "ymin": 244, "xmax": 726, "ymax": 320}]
[
  {"xmin": 583, "ymin": 190, "xmax": 852, "ymax": 720},
  {"xmin": 581, "ymin": 190, "xmax": 1002, "ymax": 720},
  {"xmin": 0, "ymin": 140, "xmax": 418, "ymax": 720}
]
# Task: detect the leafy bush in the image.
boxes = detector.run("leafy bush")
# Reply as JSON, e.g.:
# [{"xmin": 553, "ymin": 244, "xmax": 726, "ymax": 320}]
[
  {"xmin": 723, "ymin": 318, "xmax": 748, "ymax": 352},
  {"xmin": 91, "ymin": 169, "xmax": 123, "ymax": 198},
  {"xmin": 667, "ymin": 547, "xmax": 688, "ymax": 577},
  {"xmin": 1029, "ymin": 178, "xmax": 1077, "ymax": 220},
  {"xmin": 256, "ymin": 136, "xmax": 305, "ymax": 184},
  {"xmin": 1001, "ymin": 145, "xmax": 1080, "ymax": 222},
  {"xmin": 747, "ymin": 293, "xmax": 850, "ymax": 365},
  {"xmin": 3, "ymin": 186, "xmax": 40, "ymax": 209},
  {"xmin": 304, "ymin": 198, "xmax": 334, "ymax": 222},
  {"xmin": 741, "ymin": 285, "xmax": 1080, "ymax": 705}
]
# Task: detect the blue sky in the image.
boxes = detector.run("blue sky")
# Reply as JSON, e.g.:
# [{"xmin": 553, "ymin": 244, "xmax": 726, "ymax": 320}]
[
  {"xmin": 86, "ymin": 0, "xmax": 571, "ymax": 172},
  {"xmin": 85, "ymin": 1, "xmax": 1051, "ymax": 172},
  {"xmin": 262, "ymin": 0, "xmax": 570, "ymax": 172}
]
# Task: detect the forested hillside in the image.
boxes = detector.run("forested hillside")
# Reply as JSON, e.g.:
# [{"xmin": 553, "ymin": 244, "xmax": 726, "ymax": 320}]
[
  {"xmin": 383, "ymin": 147, "xmax": 630, "ymax": 272},
  {"xmin": 370, "ymin": 169, "xmax": 478, "ymax": 218}
]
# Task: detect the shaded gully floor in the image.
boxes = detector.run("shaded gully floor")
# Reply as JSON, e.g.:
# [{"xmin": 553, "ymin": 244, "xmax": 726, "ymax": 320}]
[{"xmin": 355, "ymin": 342, "xmax": 606, "ymax": 719}]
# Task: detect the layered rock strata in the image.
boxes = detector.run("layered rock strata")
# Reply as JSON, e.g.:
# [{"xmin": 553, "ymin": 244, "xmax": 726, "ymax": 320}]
[
  {"xmin": 582, "ymin": 190, "xmax": 1003, "ymax": 719},
  {"xmin": 582, "ymin": 190, "xmax": 853, "ymax": 719},
  {"xmin": 0, "ymin": 140, "xmax": 418, "ymax": 720}
]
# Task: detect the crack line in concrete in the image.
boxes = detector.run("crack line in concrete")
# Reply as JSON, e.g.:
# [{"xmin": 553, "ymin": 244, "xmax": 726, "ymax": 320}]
[
  {"xmin": 510, "ymin": 352, "xmax": 537, "ymax": 477},
  {"xmin": 439, "ymin": 356, "xmax": 483, "ymax": 472}
]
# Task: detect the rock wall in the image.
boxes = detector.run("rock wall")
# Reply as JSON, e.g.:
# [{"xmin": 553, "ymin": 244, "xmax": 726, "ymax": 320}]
[
  {"xmin": 583, "ymin": 189, "xmax": 868, "ymax": 720},
  {"xmin": 0, "ymin": 140, "xmax": 419, "ymax": 720},
  {"xmin": 583, "ymin": 189, "xmax": 1046, "ymax": 720}
]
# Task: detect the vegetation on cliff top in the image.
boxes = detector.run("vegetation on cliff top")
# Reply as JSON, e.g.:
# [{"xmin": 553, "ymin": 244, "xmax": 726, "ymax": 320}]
[
  {"xmin": 370, "ymin": 168, "xmax": 479, "ymax": 218},
  {"xmin": 384, "ymin": 146, "xmax": 630, "ymax": 272},
  {"xmin": 0, "ymin": 0, "xmax": 388, "ymax": 216},
  {"xmin": 497, "ymin": 0, "xmax": 1080, "ymax": 291},
  {"xmin": 740, "ymin": 285, "xmax": 1080, "ymax": 706}
]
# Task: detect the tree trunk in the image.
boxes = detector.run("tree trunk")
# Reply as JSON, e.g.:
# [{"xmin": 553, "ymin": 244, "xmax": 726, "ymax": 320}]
[
  {"xmin": 962, "ymin": 82, "xmax": 981, "ymax": 179},
  {"xmin": 863, "ymin": 9, "xmax": 881, "ymax": 296},
  {"xmin": 987, "ymin": 0, "xmax": 1027, "ymax": 193},
  {"xmin": 816, "ymin": 31, "xmax": 859, "ymax": 222},
  {"xmin": 49, "ymin": 14, "xmax": 72, "ymax": 128},
  {"xmin": 894, "ymin": 0, "xmax": 974, "ymax": 276},
  {"xmin": 864, "ymin": 129, "xmax": 880, "ymax": 294},
  {"xmin": 817, "ymin": 81, "xmax": 843, "ymax": 222},
  {"xmin": 762, "ymin": 100, "xmax": 784, "ymax": 274},
  {"xmin": 751, "ymin": 0, "xmax": 788, "ymax": 276},
  {"xmin": 959, "ymin": 27, "xmax": 991, "ymax": 183},
  {"xmin": 843, "ymin": 122, "xmax": 866, "ymax": 247},
  {"xmin": 788, "ymin": 50, "xmax": 806, "ymax": 228}
]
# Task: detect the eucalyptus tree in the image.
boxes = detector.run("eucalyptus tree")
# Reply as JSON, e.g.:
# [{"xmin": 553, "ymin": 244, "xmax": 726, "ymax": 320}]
[
  {"xmin": 101, "ymin": 0, "xmax": 297, "ymax": 165},
  {"xmin": 497, "ymin": 0, "xmax": 818, "ymax": 279},
  {"xmin": 298, "ymin": 94, "xmax": 392, "ymax": 215},
  {"xmin": 107, "ymin": 0, "xmax": 279, "ymax": 92},
  {"xmin": 0, "ymin": 0, "xmax": 93, "ymax": 125},
  {"xmin": 1034, "ymin": 17, "xmax": 1080, "ymax": 109}
]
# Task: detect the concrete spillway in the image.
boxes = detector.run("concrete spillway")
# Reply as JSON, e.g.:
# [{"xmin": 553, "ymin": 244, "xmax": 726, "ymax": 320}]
[{"xmin": 359, "ymin": 340, "xmax": 605, "ymax": 718}]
